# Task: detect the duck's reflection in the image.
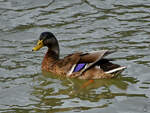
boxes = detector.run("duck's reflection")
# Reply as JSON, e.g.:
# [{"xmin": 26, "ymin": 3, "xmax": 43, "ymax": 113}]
[{"xmin": 31, "ymin": 71, "xmax": 146, "ymax": 112}]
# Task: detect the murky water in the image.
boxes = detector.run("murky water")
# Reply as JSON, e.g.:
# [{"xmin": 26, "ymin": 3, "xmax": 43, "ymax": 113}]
[{"xmin": 0, "ymin": 0, "xmax": 150, "ymax": 112}]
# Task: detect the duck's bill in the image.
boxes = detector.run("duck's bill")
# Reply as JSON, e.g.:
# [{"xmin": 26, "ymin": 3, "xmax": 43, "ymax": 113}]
[{"xmin": 32, "ymin": 40, "xmax": 44, "ymax": 51}]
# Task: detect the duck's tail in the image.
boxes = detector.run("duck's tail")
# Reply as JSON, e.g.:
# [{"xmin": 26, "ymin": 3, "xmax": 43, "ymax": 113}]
[
  {"xmin": 105, "ymin": 66, "xmax": 126, "ymax": 74},
  {"xmin": 98, "ymin": 58, "xmax": 126, "ymax": 76}
]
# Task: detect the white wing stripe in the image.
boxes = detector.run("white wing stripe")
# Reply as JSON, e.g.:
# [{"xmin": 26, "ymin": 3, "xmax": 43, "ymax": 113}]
[
  {"xmin": 67, "ymin": 64, "xmax": 76, "ymax": 76},
  {"xmin": 105, "ymin": 66, "xmax": 126, "ymax": 74}
]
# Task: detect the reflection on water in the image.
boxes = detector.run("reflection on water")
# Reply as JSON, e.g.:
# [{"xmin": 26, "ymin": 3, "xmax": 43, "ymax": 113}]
[
  {"xmin": 0, "ymin": 0, "xmax": 150, "ymax": 112},
  {"xmin": 29, "ymin": 71, "xmax": 146, "ymax": 112}
]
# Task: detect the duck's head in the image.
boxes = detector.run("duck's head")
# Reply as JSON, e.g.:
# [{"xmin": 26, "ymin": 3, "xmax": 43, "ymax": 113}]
[{"xmin": 32, "ymin": 32, "xmax": 59, "ymax": 56}]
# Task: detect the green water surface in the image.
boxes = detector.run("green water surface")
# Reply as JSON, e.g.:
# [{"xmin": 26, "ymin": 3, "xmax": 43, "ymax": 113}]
[{"xmin": 0, "ymin": 0, "xmax": 150, "ymax": 113}]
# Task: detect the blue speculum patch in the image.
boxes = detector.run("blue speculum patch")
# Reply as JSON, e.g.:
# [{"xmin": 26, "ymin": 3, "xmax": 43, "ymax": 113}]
[{"xmin": 73, "ymin": 63, "xmax": 86, "ymax": 72}]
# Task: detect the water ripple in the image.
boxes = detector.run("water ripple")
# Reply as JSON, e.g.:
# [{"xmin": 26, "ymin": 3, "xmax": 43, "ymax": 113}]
[{"xmin": 1, "ymin": 0, "xmax": 150, "ymax": 112}]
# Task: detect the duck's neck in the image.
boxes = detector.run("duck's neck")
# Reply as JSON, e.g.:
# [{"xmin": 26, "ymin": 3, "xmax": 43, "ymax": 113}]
[
  {"xmin": 46, "ymin": 35, "xmax": 60, "ymax": 59},
  {"xmin": 45, "ymin": 48, "xmax": 59, "ymax": 60},
  {"xmin": 42, "ymin": 48, "xmax": 59, "ymax": 71}
]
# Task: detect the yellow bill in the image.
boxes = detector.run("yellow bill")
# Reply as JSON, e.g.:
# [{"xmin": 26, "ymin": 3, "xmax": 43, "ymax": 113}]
[{"xmin": 32, "ymin": 40, "xmax": 44, "ymax": 51}]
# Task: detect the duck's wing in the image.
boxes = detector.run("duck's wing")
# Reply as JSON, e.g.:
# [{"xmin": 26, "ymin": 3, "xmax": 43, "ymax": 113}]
[
  {"xmin": 78, "ymin": 50, "xmax": 126, "ymax": 76},
  {"xmin": 55, "ymin": 50, "xmax": 126, "ymax": 78},
  {"xmin": 66, "ymin": 50, "xmax": 124, "ymax": 74},
  {"xmin": 79, "ymin": 50, "xmax": 115, "ymax": 72},
  {"xmin": 79, "ymin": 50, "xmax": 115, "ymax": 63}
]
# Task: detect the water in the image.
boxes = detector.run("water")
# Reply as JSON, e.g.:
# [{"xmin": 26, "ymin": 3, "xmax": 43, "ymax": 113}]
[{"xmin": 0, "ymin": 0, "xmax": 150, "ymax": 112}]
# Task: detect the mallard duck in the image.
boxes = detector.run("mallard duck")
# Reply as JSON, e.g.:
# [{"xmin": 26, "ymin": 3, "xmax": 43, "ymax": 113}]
[{"xmin": 32, "ymin": 32, "xmax": 126, "ymax": 79}]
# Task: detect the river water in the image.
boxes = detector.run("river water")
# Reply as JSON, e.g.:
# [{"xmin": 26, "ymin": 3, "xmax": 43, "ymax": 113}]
[{"xmin": 0, "ymin": 0, "xmax": 150, "ymax": 113}]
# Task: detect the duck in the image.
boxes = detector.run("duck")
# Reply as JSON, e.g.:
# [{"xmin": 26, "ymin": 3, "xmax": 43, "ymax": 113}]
[{"xmin": 32, "ymin": 32, "xmax": 126, "ymax": 79}]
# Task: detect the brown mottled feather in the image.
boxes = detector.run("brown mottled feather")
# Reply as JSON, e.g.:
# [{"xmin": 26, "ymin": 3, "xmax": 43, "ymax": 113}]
[{"xmin": 41, "ymin": 49, "xmax": 125, "ymax": 79}]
